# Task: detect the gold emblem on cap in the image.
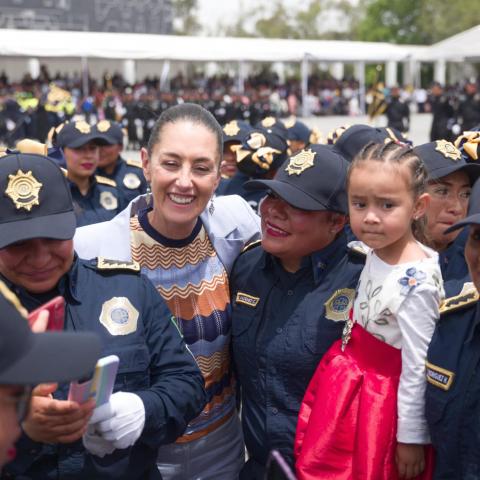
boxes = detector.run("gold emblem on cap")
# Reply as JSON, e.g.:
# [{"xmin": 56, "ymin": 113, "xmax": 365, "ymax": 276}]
[
  {"xmin": 285, "ymin": 148, "xmax": 316, "ymax": 176},
  {"xmin": 96, "ymin": 120, "xmax": 111, "ymax": 132},
  {"xmin": 75, "ymin": 121, "xmax": 91, "ymax": 134},
  {"xmin": 5, "ymin": 169, "xmax": 43, "ymax": 211},
  {"xmin": 261, "ymin": 116, "xmax": 276, "ymax": 128},
  {"xmin": 99, "ymin": 191, "xmax": 118, "ymax": 210},
  {"xmin": 123, "ymin": 172, "xmax": 141, "ymax": 190},
  {"xmin": 435, "ymin": 139, "xmax": 461, "ymax": 161},
  {"xmin": 99, "ymin": 297, "xmax": 138, "ymax": 336},
  {"xmin": 223, "ymin": 121, "xmax": 240, "ymax": 137}
]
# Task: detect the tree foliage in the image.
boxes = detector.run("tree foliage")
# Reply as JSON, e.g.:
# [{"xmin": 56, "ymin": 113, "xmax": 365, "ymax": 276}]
[
  {"xmin": 171, "ymin": 0, "xmax": 201, "ymax": 35},
  {"xmin": 354, "ymin": 0, "xmax": 480, "ymax": 44}
]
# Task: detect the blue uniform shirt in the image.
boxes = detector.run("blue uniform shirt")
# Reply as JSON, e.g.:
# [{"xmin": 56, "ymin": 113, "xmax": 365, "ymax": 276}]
[
  {"xmin": 2, "ymin": 255, "xmax": 206, "ymax": 480},
  {"xmin": 426, "ymin": 284, "xmax": 480, "ymax": 479},
  {"xmin": 69, "ymin": 175, "xmax": 126, "ymax": 227},
  {"xmin": 230, "ymin": 232, "xmax": 364, "ymax": 470},
  {"xmin": 98, "ymin": 155, "xmax": 147, "ymax": 205},
  {"xmin": 439, "ymin": 228, "xmax": 470, "ymax": 284}
]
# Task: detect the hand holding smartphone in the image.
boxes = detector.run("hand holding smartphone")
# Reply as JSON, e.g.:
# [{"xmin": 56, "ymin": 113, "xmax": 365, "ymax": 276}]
[
  {"xmin": 68, "ymin": 355, "xmax": 119, "ymax": 407},
  {"xmin": 28, "ymin": 296, "xmax": 65, "ymax": 332}
]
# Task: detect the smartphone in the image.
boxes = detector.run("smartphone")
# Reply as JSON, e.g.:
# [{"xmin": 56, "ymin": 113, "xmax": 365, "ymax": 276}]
[
  {"xmin": 265, "ymin": 450, "xmax": 297, "ymax": 480},
  {"xmin": 68, "ymin": 355, "xmax": 120, "ymax": 407},
  {"xmin": 28, "ymin": 296, "xmax": 65, "ymax": 331}
]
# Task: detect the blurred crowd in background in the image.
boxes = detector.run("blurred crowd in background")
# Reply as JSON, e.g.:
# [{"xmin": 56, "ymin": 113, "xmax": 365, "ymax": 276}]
[{"xmin": 0, "ymin": 64, "xmax": 479, "ymax": 149}]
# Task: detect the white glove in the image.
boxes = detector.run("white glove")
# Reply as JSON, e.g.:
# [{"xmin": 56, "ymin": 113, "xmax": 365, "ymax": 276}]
[
  {"xmin": 82, "ymin": 425, "xmax": 116, "ymax": 458},
  {"xmin": 89, "ymin": 392, "xmax": 146, "ymax": 450}
]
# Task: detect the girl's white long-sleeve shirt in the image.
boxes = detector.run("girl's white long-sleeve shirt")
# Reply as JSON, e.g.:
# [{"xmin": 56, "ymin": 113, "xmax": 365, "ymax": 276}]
[{"xmin": 353, "ymin": 243, "xmax": 444, "ymax": 444}]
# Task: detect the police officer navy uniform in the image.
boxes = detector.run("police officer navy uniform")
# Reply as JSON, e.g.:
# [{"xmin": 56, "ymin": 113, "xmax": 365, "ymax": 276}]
[
  {"xmin": 55, "ymin": 120, "xmax": 127, "ymax": 227},
  {"xmin": 96, "ymin": 120, "xmax": 148, "ymax": 204},
  {"xmin": 426, "ymin": 178, "xmax": 480, "ymax": 479},
  {"xmin": 0, "ymin": 152, "xmax": 206, "ymax": 480},
  {"xmin": 230, "ymin": 145, "xmax": 365, "ymax": 478}
]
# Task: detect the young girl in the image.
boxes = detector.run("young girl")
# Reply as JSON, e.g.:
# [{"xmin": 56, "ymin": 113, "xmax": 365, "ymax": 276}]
[{"xmin": 294, "ymin": 142, "xmax": 444, "ymax": 480}]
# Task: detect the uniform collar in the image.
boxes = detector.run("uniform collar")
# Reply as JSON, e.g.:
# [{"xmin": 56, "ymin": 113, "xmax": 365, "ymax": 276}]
[{"xmin": 261, "ymin": 231, "xmax": 347, "ymax": 285}]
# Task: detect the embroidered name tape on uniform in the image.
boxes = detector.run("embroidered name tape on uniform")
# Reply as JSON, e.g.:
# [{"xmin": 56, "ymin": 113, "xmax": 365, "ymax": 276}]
[
  {"xmin": 100, "ymin": 297, "xmax": 139, "ymax": 336},
  {"xmin": 426, "ymin": 361, "xmax": 454, "ymax": 390},
  {"xmin": 324, "ymin": 288, "xmax": 355, "ymax": 322},
  {"xmin": 236, "ymin": 292, "xmax": 259, "ymax": 307},
  {"xmin": 97, "ymin": 257, "xmax": 140, "ymax": 271}
]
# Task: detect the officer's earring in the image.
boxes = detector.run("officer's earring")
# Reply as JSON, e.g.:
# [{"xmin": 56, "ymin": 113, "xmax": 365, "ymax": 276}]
[{"xmin": 209, "ymin": 197, "xmax": 215, "ymax": 215}]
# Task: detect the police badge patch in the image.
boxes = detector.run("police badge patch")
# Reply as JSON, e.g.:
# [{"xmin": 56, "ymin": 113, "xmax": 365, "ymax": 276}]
[
  {"xmin": 5, "ymin": 169, "xmax": 43, "ymax": 211},
  {"xmin": 123, "ymin": 172, "xmax": 141, "ymax": 190},
  {"xmin": 285, "ymin": 149, "xmax": 316, "ymax": 176},
  {"xmin": 99, "ymin": 191, "xmax": 118, "ymax": 210},
  {"xmin": 324, "ymin": 288, "xmax": 355, "ymax": 322},
  {"xmin": 100, "ymin": 297, "xmax": 139, "ymax": 336}
]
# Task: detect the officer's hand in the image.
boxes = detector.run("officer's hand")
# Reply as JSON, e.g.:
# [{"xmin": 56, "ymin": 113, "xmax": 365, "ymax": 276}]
[
  {"xmin": 396, "ymin": 442, "xmax": 425, "ymax": 479},
  {"xmin": 22, "ymin": 383, "xmax": 96, "ymax": 444}
]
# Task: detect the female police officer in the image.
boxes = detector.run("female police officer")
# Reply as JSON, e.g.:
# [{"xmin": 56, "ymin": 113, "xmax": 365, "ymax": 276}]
[
  {"xmin": 425, "ymin": 178, "xmax": 480, "ymax": 479},
  {"xmin": 414, "ymin": 140, "xmax": 480, "ymax": 284},
  {"xmin": 230, "ymin": 144, "xmax": 365, "ymax": 478},
  {"xmin": 0, "ymin": 152, "xmax": 205, "ymax": 479}
]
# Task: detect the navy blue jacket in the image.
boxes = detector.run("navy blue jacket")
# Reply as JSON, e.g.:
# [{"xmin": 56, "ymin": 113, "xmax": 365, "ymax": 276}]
[
  {"xmin": 426, "ymin": 283, "xmax": 480, "ymax": 479},
  {"xmin": 70, "ymin": 176, "xmax": 127, "ymax": 227},
  {"xmin": 2, "ymin": 256, "xmax": 206, "ymax": 480},
  {"xmin": 439, "ymin": 228, "xmax": 470, "ymax": 284},
  {"xmin": 230, "ymin": 233, "xmax": 364, "ymax": 472},
  {"xmin": 98, "ymin": 156, "xmax": 147, "ymax": 205}
]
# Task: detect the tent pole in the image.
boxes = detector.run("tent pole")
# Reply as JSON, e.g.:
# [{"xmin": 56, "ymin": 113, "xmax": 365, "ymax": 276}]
[
  {"xmin": 81, "ymin": 56, "xmax": 89, "ymax": 97},
  {"xmin": 301, "ymin": 54, "xmax": 309, "ymax": 118}
]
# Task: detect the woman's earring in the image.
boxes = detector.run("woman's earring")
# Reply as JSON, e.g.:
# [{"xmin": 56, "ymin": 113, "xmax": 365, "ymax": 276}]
[
  {"xmin": 209, "ymin": 197, "xmax": 215, "ymax": 215},
  {"xmin": 146, "ymin": 185, "xmax": 152, "ymax": 207}
]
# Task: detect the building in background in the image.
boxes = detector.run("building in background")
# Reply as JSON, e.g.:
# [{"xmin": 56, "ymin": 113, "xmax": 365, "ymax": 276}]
[{"xmin": 0, "ymin": 0, "xmax": 173, "ymax": 34}]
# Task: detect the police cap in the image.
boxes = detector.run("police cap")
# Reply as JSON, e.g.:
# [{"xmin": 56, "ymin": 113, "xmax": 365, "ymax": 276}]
[
  {"xmin": 95, "ymin": 120, "xmax": 124, "ymax": 145},
  {"xmin": 414, "ymin": 140, "xmax": 480, "ymax": 184},
  {"xmin": 56, "ymin": 120, "xmax": 109, "ymax": 149},
  {"xmin": 332, "ymin": 124, "xmax": 409, "ymax": 162},
  {"xmin": 0, "ymin": 153, "xmax": 76, "ymax": 248},
  {"xmin": 222, "ymin": 120, "xmax": 253, "ymax": 144},
  {"xmin": 245, "ymin": 144, "xmax": 348, "ymax": 213}
]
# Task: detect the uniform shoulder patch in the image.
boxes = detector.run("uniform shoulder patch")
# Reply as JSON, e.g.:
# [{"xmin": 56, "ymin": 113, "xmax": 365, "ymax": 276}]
[
  {"xmin": 347, "ymin": 240, "xmax": 368, "ymax": 258},
  {"xmin": 97, "ymin": 257, "xmax": 141, "ymax": 272},
  {"xmin": 324, "ymin": 288, "xmax": 355, "ymax": 322},
  {"xmin": 125, "ymin": 158, "xmax": 143, "ymax": 169},
  {"xmin": 241, "ymin": 239, "xmax": 261, "ymax": 254},
  {"xmin": 439, "ymin": 282, "xmax": 479, "ymax": 315},
  {"xmin": 95, "ymin": 175, "xmax": 117, "ymax": 187}
]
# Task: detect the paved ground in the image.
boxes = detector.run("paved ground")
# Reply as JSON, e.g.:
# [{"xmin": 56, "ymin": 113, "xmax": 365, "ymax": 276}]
[{"xmin": 125, "ymin": 113, "xmax": 433, "ymax": 160}]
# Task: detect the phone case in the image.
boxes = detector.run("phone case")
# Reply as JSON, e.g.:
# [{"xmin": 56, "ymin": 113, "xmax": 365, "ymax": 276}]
[
  {"xmin": 68, "ymin": 354, "xmax": 119, "ymax": 407},
  {"xmin": 28, "ymin": 296, "xmax": 65, "ymax": 331}
]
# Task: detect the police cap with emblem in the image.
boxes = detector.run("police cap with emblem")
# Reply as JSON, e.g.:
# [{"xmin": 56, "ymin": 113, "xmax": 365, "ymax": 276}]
[
  {"xmin": 414, "ymin": 140, "xmax": 480, "ymax": 183},
  {"xmin": 56, "ymin": 120, "xmax": 110, "ymax": 149},
  {"xmin": 445, "ymin": 178, "xmax": 480, "ymax": 233},
  {"xmin": 95, "ymin": 120, "xmax": 124, "ymax": 145},
  {"xmin": 245, "ymin": 144, "xmax": 348, "ymax": 213},
  {"xmin": 0, "ymin": 283, "xmax": 100, "ymax": 384},
  {"xmin": 332, "ymin": 124, "xmax": 409, "ymax": 162},
  {"xmin": 0, "ymin": 153, "xmax": 76, "ymax": 248},
  {"xmin": 455, "ymin": 129, "xmax": 480, "ymax": 164},
  {"xmin": 222, "ymin": 119, "xmax": 253, "ymax": 144}
]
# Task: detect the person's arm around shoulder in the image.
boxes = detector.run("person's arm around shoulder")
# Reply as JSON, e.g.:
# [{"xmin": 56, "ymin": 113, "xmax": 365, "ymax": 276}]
[{"xmin": 227, "ymin": 194, "xmax": 261, "ymax": 243}]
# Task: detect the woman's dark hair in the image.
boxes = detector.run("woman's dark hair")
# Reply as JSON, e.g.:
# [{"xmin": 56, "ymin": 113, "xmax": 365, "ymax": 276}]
[
  {"xmin": 146, "ymin": 103, "xmax": 223, "ymax": 164},
  {"xmin": 347, "ymin": 141, "xmax": 428, "ymax": 241}
]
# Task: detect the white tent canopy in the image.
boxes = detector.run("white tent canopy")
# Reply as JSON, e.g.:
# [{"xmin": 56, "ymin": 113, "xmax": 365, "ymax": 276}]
[
  {"xmin": 425, "ymin": 24, "xmax": 480, "ymax": 62},
  {"xmin": 0, "ymin": 28, "xmax": 420, "ymax": 63}
]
